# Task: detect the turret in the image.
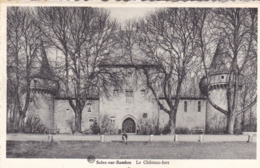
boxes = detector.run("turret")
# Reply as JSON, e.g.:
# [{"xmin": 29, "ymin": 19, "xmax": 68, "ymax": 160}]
[
  {"xmin": 26, "ymin": 45, "xmax": 59, "ymax": 132},
  {"xmin": 199, "ymin": 40, "xmax": 243, "ymax": 132},
  {"xmin": 199, "ymin": 42, "xmax": 243, "ymax": 96}
]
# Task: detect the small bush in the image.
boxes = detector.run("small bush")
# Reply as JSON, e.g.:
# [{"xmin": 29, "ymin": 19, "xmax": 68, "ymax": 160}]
[
  {"xmin": 162, "ymin": 124, "xmax": 171, "ymax": 135},
  {"xmin": 175, "ymin": 127, "xmax": 191, "ymax": 134},
  {"xmin": 91, "ymin": 115, "xmax": 118, "ymax": 135},
  {"xmin": 137, "ymin": 118, "xmax": 155, "ymax": 135},
  {"xmin": 90, "ymin": 120, "xmax": 100, "ymax": 134},
  {"xmin": 154, "ymin": 125, "xmax": 163, "ymax": 135},
  {"xmin": 82, "ymin": 129, "xmax": 92, "ymax": 134},
  {"xmin": 137, "ymin": 118, "xmax": 164, "ymax": 135},
  {"xmin": 205, "ymin": 126, "xmax": 226, "ymax": 134},
  {"xmin": 101, "ymin": 115, "xmax": 118, "ymax": 134},
  {"xmin": 23, "ymin": 115, "xmax": 46, "ymax": 134}
]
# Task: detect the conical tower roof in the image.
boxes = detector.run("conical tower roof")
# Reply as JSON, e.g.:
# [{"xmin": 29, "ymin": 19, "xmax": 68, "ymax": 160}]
[
  {"xmin": 30, "ymin": 43, "xmax": 59, "ymax": 95},
  {"xmin": 30, "ymin": 45, "xmax": 56, "ymax": 80},
  {"xmin": 209, "ymin": 39, "xmax": 232, "ymax": 75}
]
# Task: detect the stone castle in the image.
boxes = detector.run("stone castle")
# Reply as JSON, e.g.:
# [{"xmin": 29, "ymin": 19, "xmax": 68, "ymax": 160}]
[{"xmin": 25, "ymin": 43, "xmax": 255, "ymax": 134}]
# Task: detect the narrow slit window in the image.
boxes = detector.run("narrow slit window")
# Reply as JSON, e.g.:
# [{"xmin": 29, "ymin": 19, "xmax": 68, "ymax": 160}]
[
  {"xmin": 141, "ymin": 89, "xmax": 145, "ymax": 96},
  {"xmin": 198, "ymin": 101, "xmax": 201, "ymax": 112},
  {"xmin": 113, "ymin": 89, "xmax": 118, "ymax": 96},
  {"xmin": 184, "ymin": 101, "xmax": 187, "ymax": 112},
  {"xmin": 87, "ymin": 102, "xmax": 92, "ymax": 112}
]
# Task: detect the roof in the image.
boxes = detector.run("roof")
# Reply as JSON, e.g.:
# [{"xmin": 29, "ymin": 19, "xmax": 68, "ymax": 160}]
[
  {"xmin": 159, "ymin": 96, "xmax": 206, "ymax": 100},
  {"xmin": 30, "ymin": 44, "xmax": 56, "ymax": 80},
  {"xmin": 209, "ymin": 39, "xmax": 232, "ymax": 75},
  {"xmin": 55, "ymin": 97, "xmax": 99, "ymax": 100},
  {"xmin": 99, "ymin": 64, "xmax": 159, "ymax": 69}
]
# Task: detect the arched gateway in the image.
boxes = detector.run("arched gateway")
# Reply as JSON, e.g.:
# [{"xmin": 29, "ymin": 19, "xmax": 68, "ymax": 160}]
[{"xmin": 122, "ymin": 117, "xmax": 136, "ymax": 133}]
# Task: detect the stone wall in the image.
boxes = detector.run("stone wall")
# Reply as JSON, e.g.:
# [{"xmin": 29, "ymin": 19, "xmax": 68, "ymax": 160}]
[
  {"xmin": 27, "ymin": 92, "xmax": 54, "ymax": 130},
  {"xmin": 159, "ymin": 99, "xmax": 207, "ymax": 130},
  {"xmin": 100, "ymin": 88, "xmax": 160, "ymax": 132},
  {"xmin": 176, "ymin": 99, "xmax": 206, "ymax": 129},
  {"xmin": 206, "ymin": 89, "xmax": 228, "ymax": 133},
  {"xmin": 54, "ymin": 99, "xmax": 99, "ymax": 133}
]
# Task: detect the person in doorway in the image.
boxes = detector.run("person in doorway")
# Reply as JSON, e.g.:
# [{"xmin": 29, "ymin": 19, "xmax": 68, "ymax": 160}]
[{"xmin": 122, "ymin": 131, "xmax": 128, "ymax": 144}]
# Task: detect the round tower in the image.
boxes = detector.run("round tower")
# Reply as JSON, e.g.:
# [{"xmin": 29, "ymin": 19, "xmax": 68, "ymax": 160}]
[
  {"xmin": 199, "ymin": 42, "xmax": 243, "ymax": 133},
  {"xmin": 26, "ymin": 46, "xmax": 59, "ymax": 131}
]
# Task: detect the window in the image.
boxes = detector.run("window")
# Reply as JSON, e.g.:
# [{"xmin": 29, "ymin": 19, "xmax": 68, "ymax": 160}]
[
  {"xmin": 33, "ymin": 80, "xmax": 37, "ymax": 86},
  {"xmin": 113, "ymin": 89, "xmax": 118, "ymax": 96},
  {"xmin": 141, "ymin": 89, "xmax": 146, "ymax": 96},
  {"xmin": 127, "ymin": 69, "xmax": 133, "ymax": 76},
  {"xmin": 125, "ymin": 90, "xmax": 134, "ymax": 104},
  {"xmin": 221, "ymin": 75, "xmax": 224, "ymax": 79},
  {"xmin": 184, "ymin": 101, "xmax": 187, "ymax": 112},
  {"xmin": 87, "ymin": 102, "xmax": 92, "ymax": 112},
  {"xmin": 89, "ymin": 118, "xmax": 95, "ymax": 128},
  {"xmin": 198, "ymin": 101, "xmax": 201, "ymax": 112},
  {"xmin": 110, "ymin": 117, "xmax": 115, "ymax": 126},
  {"xmin": 110, "ymin": 117, "xmax": 115, "ymax": 122},
  {"xmin": 143, "ymin": 113, "xmax": 148, "ymax": 118},
  {"xmin": 125, "ymin": 90, "xmax": 134, "ymax": 97}
]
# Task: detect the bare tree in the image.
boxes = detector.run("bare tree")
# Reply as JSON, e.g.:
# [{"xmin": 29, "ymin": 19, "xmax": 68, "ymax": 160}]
[
  {"xmin": 201, "ymin": 8, "xmax": 257, "ymax": 134},
  {"xmin": 7, "ymin": 7, "xmax": 42, "ymax": 132},
  {"xmin": 136, "ymin": 9, "xmax": 204, "ymax": 134},
  {"xmin": 37, "ymin": 7, "xmax": 121, "ymax": 133}
]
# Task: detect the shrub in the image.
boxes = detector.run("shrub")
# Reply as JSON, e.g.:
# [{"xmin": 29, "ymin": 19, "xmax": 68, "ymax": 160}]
[
  {"xmin": 90, "ymin": 120, "xmax": 100, "ymax": 134},
  {"xmin": 91, "ymin": 114, "xmax": 118, "ymax": 135},
  {"xmin": 175, "ymin": 127, "xmax": 191, "ymax": 134},
  {"xmin": 162, "ymin": 124, "xmax": 171, "ymax": 135},
  {"xmin": 205, "ymin": 126, "xmax": 226, "ymax": 134},
  {"xmin": 137, "ymin": 118, "xmax": 162, "ymax": 135},
  {"xmin": 23, "ymin": 115, "xmax": 46, "ymax": 134},
  {"xmin": 82, "ymin": 129, "xmax": 92, "ymax": 134}
]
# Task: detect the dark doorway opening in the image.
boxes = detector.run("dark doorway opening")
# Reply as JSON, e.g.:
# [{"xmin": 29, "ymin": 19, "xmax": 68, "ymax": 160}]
[{"xmin": 122, "ymin": 118, "xmax": 136, "ymax": 133}]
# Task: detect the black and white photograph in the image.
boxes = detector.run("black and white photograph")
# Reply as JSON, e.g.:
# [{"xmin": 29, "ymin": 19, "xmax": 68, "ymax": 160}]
[{"xmin": 2, "ymin": 2, "xmax": 258, "ymax": 165}]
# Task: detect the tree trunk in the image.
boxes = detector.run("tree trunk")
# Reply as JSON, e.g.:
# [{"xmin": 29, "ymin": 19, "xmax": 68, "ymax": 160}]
[
  {"xmin": 69, "ymin": 99, "xmax": 83, "ymax": 133},
  {"xmin": 18, "ymin": 113, "xmax": 25, "ymax": 132},
  {"xmin": 74, "ymin": 109, "xmax": 82, "ymax": 133},
  {"xmin": 168, "ymin": 109, "xmax": 177, "ymax": 135},
  {"xmin": 241, "ymin": 111, "xmax": 245, "ymax": 132},
  {"xmin": 226, "ymin": 113, "xmax": 236, "ymax": 134}
]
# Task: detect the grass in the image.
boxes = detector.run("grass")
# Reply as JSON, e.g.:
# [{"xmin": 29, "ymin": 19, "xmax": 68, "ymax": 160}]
[{"xmin": 7, "ymin": 141, "xmax": 256, "ymax": 159}]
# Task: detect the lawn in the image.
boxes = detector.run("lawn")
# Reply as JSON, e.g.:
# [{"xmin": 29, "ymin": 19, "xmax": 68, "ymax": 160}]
[{"xmin": 7, "ymin": 141, "xmax": 256, "ymax": 159}]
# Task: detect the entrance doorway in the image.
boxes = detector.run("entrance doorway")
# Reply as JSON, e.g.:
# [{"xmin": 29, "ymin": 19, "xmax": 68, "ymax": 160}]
[{"xmin": 122, "ymin": 118, "xmax": 136, "ymax": 133}]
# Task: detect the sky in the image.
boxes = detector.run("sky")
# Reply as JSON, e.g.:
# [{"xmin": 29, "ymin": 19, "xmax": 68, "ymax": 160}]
[{"xmin": 107, "ymin": 8, "xmax": 156, "ymax": 24}]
